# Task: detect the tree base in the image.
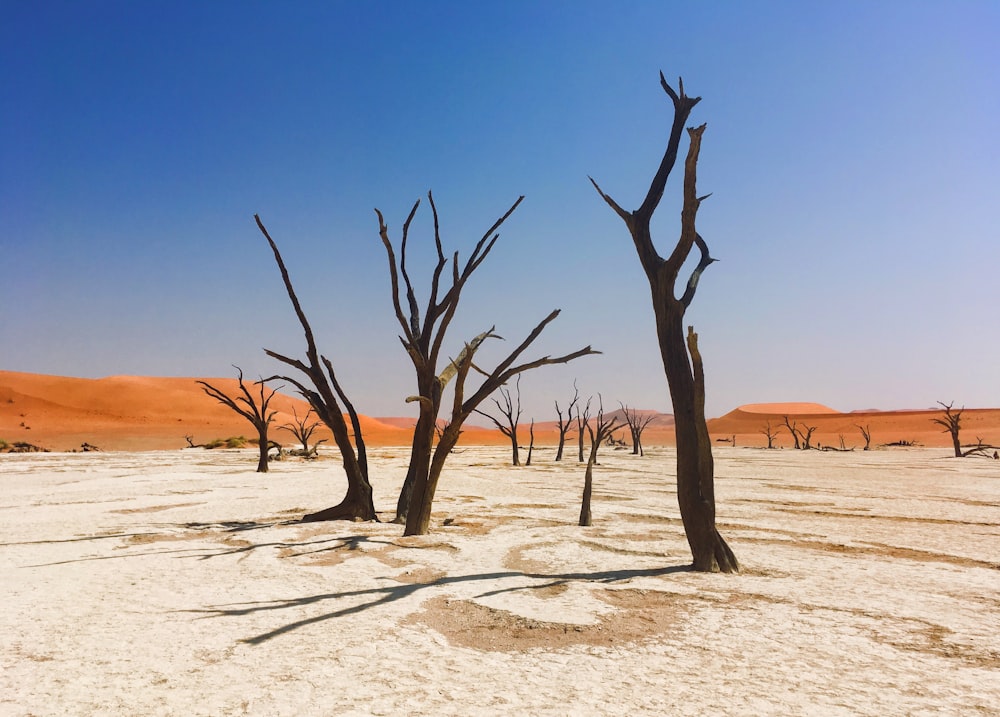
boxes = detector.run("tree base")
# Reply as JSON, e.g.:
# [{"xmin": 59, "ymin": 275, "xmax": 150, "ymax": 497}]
[
  {"xmin": 691, "ymin": 529, "xmax": 739, "ymax": 573},
  {"xmin": 301, "ymin": 499, "xmax": 377, "ymax": 523}
]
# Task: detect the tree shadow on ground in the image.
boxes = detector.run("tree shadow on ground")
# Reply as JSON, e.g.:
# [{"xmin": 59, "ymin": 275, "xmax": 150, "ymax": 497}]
[{"xmin": 186, "ymin": 564, "xmax": 691, "ymax": 645}]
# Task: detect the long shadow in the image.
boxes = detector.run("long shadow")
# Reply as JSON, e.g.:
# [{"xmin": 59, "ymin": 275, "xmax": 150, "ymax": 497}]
[{"xmin": 186, "ymin": 564, "xmax": 690, "ymax": 645}]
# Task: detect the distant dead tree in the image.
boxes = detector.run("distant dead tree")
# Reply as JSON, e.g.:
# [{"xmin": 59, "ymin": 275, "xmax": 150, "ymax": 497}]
[
  {"xmin": 619, "ymin": 403, "xmax": 656, "ymax": 456},
  {"xmin": 377, "ymin": 192, "xmax": 598, "ymax": 536},
  {"xmin": 475, "ymin": 375, "xmax": 523, "ymax": 466},
  {"xmin": 256, "ymin": 215, "xmax": 375, "ymax": 522},
  {"xmin": 931, "ymin": 401, "xmax": 999, "ymax": 457},
  {"xmin": 781, "ymin": 416, "xmax": 802, "ymax": 450},
  {"xmin": 197, "ymin": 366, "xmax": 278, "ymax": 473},
  {"xmin": 554, "ymin": 382, "xmax": 580, "ymax": 461},
  {"xmin": 856, "ymin": 424, "xmax": 872, "ymax": 451},
  {"xmin": 962, "ymin": 436, "xmax": 1000, "ymax": 459},
  {"xmin": 525, "ymin": 419, "xmax": 536, "ymax": 466},
  {"xmin": 760, "ymin": 421, "xmax": 779, "ymax": 449},
  {"xmin": 932, "ymin": 401, "xmax": 964, "ymax": 457},
  {"xmin": 280, "ymin": 407, "xmax": 326, "ymax": 456},
  {"xmin": 576, "ymin": 396, "xmax": 592, "ymax": 463},
  {"xmin": 799, "ymin": 424, "xmax": 818, "ymax": 450},
  {"xmin": 579, "ymin": 398, "xmax": 625, "ymax": 527},
  {"xmin": 591, "ymin": 73, "xmax": 737, "ymax": 572}
]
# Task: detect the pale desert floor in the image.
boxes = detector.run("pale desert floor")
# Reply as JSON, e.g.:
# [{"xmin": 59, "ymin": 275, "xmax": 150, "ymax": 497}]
[{"xmin": 1, "ymin": 446, "xmax": 998, "ymax": 716}]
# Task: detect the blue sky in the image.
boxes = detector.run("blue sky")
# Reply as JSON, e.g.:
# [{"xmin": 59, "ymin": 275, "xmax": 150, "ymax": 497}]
[{"xmin": 3, "ymin": 1, "xmax": 998, "ymax": 421}]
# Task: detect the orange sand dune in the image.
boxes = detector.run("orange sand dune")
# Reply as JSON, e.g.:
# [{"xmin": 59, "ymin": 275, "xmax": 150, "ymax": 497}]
[
  {"xmin": 735, "ymin": 402, "xmax": 838, "ymax": 414},
  {"xmin": 0, "ymin": 371, "xmax": 419, "ymax": 451},
  {"xmin": 708, "ymin": 406, "xmax": 1000, "ymax": 449},
  {"xmin": 5, "ymin": 371, "xmax": 999, "ymax": 452}
]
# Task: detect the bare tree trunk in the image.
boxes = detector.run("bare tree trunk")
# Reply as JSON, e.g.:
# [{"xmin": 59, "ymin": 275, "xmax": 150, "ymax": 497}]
[
  {"xmin": 475, "ymin": 376, "xmax": 522, "ymax": 466},
  {"xmin": 781, "ymin": 416, "xmax": 802, "ymax": 450},
  {"xmin": 761, "ymin": 421, "xmax": 778, "ymax": 449},
  {"xmin": 576, "ymin": 398, "xmax": 591, "ymax": 463},
  {"xmin": 856, "ymin": 424, "xmax": 871, "ymax": 451},
  {"xmin": 526, "ymin": 419, "xmax": 535, "ymax": 466},
  {"xmin": 591, "ymin": 74, "xmax": 737, "ymax": 572},
  {"xmin": 579, "ymin": 401, "xmax": 622, "ymax": 527},
  {"xmin": 255, "ymin": 215, "xmax": 375, "ymax": 521},
  {"xmin": 377, "ymin": 194, "xmax": 598, "ymax": 536},
  {"xmin": 197, "ymin": 367, "xmax": 278, "ymax": 474},
  {"xmin": 931, "ymin": 402, "xmax": 964, "ymax": 457},
  {"xmin": 554, "ymin": 384, "xmax": 579, "ymax": 462},
  {"xmin": 579, "ymin": 439, "xmax": 595, "ymax": 527}
]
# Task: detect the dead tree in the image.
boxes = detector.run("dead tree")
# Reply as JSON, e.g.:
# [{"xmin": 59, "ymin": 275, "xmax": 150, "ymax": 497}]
[
  {"xmin": 781, "ymin": 416, "xmax": 802, "ymax": 450},
  {"xmin": 197, "ymin": 367, "xmax": 278, "ymax": 473},
  {"xmin": 255, "ymin": 215, "xmax": 375, "ymax": 522},
  {"xmin": 799, "ymin": 424, "xmax": 818, "ymax": 450},
  {"xmin": 377, "ymin": 192, "xmax": 598, "ymax": 535},
  {"xmin": 576, "ymin": 396, "xmax": 592, "ymax": 463},
  {"xmin": 930, "ymin": 401, "xmax": 999, "ymax": 457},
  {"xmin": 474, "ymin": 375, "xmax": 523, "ymax": 466},
  {"xmin": 554, "ymin": 383, "xmax": 580, "ymax": 461},
  {"xmin": 579, "ymin": 398, "xmax": 625, "ymax": 527},
  {"xmin": 280, "ymin": 407, "xmax": 326, "ymax": 456},
  {"xmin": 525, "ymin": 419, "xmax": 535, "ymax": 466},
  {"xmin": 856, "ymin": 424, "xmax": 872, "ymax": 451},
  {"xmin": 932, "ymin": 401, "xmax": 964, "ymax": 457},
  {"xmin": 619, "ymin": 403, "xmax": 656, "ymax": 456},
  {"xmin": 591, "ymin": 73, "xmax": 737, "ymax": 572},
  {"xmin": 961, "ymin": 436, "xmax": 1000, "ymax": 458},
  {"xmin": 760, "ymin": 421, "xmax": 778, "ymax": 449}
]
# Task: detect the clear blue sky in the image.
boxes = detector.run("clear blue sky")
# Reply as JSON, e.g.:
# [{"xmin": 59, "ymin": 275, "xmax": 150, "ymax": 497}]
[{"xmin": 3, "ymin": 1, "xmax": 998, "ymax": 421}]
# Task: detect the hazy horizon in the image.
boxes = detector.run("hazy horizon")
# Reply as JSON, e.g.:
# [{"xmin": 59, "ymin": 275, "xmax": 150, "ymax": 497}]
[{"xmin": 3, "ymin": 1, "xmax": 998, "ymax": 422}]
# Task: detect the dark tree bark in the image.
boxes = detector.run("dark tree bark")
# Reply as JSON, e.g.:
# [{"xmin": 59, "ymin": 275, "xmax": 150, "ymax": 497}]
[
  {"xmin": 197, "ymin": 367, "xmax": 278, "ymax": 473},
  {"xmin": 576, "ymin": 397, "xmax": 591, "ymax": 463},
  {"xmin": 525, "ymin": 419, "xmax": 535, "ymax": 466},
  {"xmin": 255, "ymin": 215, "xmax": 376, "ymax": 522},
  {"xmin": 474, "ymin": 375, "xmax": 523, "ymax": 466},
  {"xmin": 619, "ymin": 403, "xmax": 656, "ymax": 456},
  {"xmin": 761, "ymin": 421, "xmax": 779, "ymax": 449},
  {"xmin": 579, "ymin": 398, "xmax": 624, "ymax": 527},
  {"xmin": 800, "ymin": 424, "xmax": 817, "ymax": 450},
  {"xmin": 280, "ymin": 407, "xmax": 326, "ymax": 456},
  {"xmin": 781, "ymin": 416, "xmax": 802, "ymax": 450},
  {"xmin": 590, "ymin": 73, "xmax": 737, "ymax": 572},
  {"xmin": 377, "ymin": 192, "xmax": 598, "ymax": 535},
  {"xmin": 932, "ymin": 401, "xmax": 963, "ymax": 457},
  {"xmin": 856, "ymin": 424, "xmax": 872, "ymax": 451},
  {"xmin": 554, "ymin": 383, "xmax": 580, "ymax": 462}
]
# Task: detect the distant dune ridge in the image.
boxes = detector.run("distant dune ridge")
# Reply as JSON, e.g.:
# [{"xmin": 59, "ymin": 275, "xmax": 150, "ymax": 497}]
[{"xmin": 2, "ymin": 370, "xmax": 998, "ymax": 451}]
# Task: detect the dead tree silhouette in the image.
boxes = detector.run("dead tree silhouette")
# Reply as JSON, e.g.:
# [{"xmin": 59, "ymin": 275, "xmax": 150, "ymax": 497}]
[{"xmin": 590, "ymin": 73, "xmax": 737, "ymax": 572}]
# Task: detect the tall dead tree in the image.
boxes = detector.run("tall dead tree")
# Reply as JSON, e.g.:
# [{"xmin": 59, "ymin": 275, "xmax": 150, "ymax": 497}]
[
  {"xmin": 619, "ymin": 403, "xmax": 656, "ymax": 456},
  {"xmin": 474, "ymin": 375, "xmax": 523, "ymax": 466},
  {"xmin": 197, "ymin": 367, "xmax": 278, "ymax": 473},
  {"xmin": 255, "ymin": 215, "xmax": 375, "ymax": 522},
  {"xmin": 553, "ymin": 383, "xmax": 580, "ymax": 461},
  {"xmin": 377, "ymin": 192, "xmax": 598, "ymax": 536},
  {"xmin": 932, "ymin": 401, "xmax": 964, "ymax": 457},
  {"xmin": 579, "ymin": 398, "xmax": 625, "ymax": 527},
  {"xmin": 590, "ymin": 73, "xmax": 737, "ymax": 572}
]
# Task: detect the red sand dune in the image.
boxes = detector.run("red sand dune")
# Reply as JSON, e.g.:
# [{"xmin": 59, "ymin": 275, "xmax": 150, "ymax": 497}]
[{"xmin": 3, "ymin": 371, "xmax": 999, "ymax": 452}]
